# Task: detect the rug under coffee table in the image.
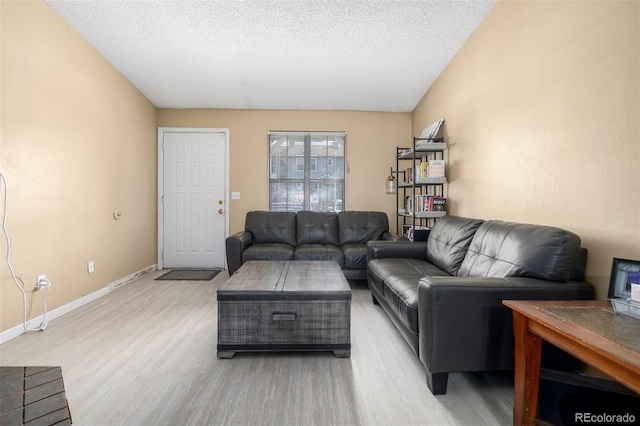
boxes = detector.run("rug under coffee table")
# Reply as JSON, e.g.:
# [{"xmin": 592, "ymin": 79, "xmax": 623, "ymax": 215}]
[{"xmin": 217, "ymin": 260, "xmax": 351, "ymax": 358}]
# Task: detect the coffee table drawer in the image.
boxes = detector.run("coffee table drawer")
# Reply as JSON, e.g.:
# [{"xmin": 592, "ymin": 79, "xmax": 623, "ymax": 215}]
[{"xmin": 218, "ymin": 300, "xmax": 350, "ymax": 345}]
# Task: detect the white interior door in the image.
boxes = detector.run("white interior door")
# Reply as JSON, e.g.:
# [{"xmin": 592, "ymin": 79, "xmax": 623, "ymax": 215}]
[{"xmin": 159, "ymin": 129, "xmax": 227, "ymax": 269}]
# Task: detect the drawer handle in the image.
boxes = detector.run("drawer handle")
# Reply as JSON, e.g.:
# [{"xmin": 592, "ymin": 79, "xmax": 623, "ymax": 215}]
[{"xmin": 272, "ymin": 313, "xmax": 296, "ymax": 322}]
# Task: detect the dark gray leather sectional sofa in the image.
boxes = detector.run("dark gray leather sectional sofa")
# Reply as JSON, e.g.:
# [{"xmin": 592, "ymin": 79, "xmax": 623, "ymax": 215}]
[
  {"xmin": 367, "ymin": 215, "xmax": 594, "ymax": 395},
  {"xmin": 226, "ymin": 210, "xmax": 400, "ymax": 280}
]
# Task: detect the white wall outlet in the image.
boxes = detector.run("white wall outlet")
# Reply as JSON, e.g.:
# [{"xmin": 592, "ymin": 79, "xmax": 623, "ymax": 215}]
[
  {"xmin": 87, "ymin": 261, "xmax": 95, "ymax": 274},
  {"xmin": 35, "ymin": 275, "xmax": 49, "ymax": 290},
  {"xmin": 232, "ymin": 192, "xmax": 240, "ymax": 200}
]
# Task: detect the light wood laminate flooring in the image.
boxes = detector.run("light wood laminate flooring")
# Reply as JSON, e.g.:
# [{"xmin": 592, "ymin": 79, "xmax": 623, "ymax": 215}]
[{"xmin": 0, "ymin": 270, "xmax": 513, "ymax": 425}]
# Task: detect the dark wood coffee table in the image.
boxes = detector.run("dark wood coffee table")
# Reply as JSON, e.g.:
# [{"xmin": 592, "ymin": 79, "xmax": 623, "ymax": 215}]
[{"xmin": 217, "ymin": 261, "xmax": 351, "ymax": 358}]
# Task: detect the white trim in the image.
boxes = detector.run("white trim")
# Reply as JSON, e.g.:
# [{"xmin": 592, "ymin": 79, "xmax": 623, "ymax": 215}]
[
  {"xmin": 157, "ymin": 127, "xmax": 230, "ymax": 270},
  {"xmin": 0, "ymin": 264, "xmax": 156, "ymax": 345}
]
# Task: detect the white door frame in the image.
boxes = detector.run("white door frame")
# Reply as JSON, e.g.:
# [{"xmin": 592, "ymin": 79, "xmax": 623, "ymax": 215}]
[{"xmin": 157, "ymin": 127, "xmax": 230, "ymax": 270}]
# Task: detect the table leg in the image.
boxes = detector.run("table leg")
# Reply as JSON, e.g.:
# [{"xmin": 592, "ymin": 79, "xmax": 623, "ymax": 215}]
[
  {"xmin": 333, "ymin": 349, "xmax": 351, "ymax": 358},
  {"xmin": 217, "ymin": 351, "xmax": 236, "ymax": 359},
  {"xmin": 512, "ymin": 311, "xmax": 542, "ymax": 426}
]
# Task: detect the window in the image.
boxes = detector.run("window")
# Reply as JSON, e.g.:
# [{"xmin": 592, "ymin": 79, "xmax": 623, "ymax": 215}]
[
  {"xmin": 270, "ymin": 158, "xmax": 276, "ymax": 177},
  {"xmin": 269, "ymin": 131, "xmax": 345, "ymax": 212}
]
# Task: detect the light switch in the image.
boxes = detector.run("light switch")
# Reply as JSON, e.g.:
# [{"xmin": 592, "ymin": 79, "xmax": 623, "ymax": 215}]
[{"xmin": 232, "ymin": 192, "xmax": 240, "ymax": 200}]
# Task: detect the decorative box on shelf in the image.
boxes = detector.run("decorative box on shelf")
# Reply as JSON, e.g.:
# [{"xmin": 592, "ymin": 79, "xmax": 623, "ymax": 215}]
[{"xmin": 607, "ymin": 257, "xmax": 640, "ymax": 321}]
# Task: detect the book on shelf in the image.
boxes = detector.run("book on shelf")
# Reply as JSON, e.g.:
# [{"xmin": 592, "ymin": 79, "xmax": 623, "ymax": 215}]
[
  {"xmin": 405, "ymin": 167, "xmax": 415, "ymax": 183},
  {"xmin": 401, "ymin": 225, "xmax": 431, "ymax": 241},
  {"xmin": 430, "ymin": 197, "xmax": 446, "ymax": 211},
  {"xmin": 428, "ymin": 159, "xmax": 445, "ymax": 177},
  {"xmin": 398, "ymin": 148, "xmax": 413, "ymax": 158},
  {"xmin": 420, "ymin": 161, "xmax": 429, "ymax": 178},
  {"xmin": 401, "ymin": 225, "xmax": 413, "ymax": 240},
  {"xmin": 404, "ymin": 195, "xmax": 446, "ymax": 214},
  {"xmin": 405, "ymin": 195, "xmax": 412, "ymax": 213},
  {"xmin": 419, "ymin": 118, "xmax": 444, "ymax": 140}
]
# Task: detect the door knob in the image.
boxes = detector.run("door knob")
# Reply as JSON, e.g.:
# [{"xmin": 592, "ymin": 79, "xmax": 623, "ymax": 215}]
[
  {"xmin": 218, "ymin": 200, "xmax": 224, "ymax": 205},
  {"xmin": 218, "ymin": 209, "xmax": 224, "ymax": 214}
]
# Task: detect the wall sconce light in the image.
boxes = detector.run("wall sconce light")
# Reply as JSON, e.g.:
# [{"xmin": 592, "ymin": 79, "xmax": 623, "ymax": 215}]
[{"xmin": 386, "ymin": 167, "xmax": 397, "ymax": 194}]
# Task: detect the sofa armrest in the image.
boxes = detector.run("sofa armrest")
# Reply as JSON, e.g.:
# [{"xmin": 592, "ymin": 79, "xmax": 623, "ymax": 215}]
[
  {"xmin": 225, "ymin": 231, "xmax": 253, "ymax": 275},
  {"xmin": 367, "ymin": 240, "xmax": 428, "ymax": 261},
  {"xmin": 381, "ymin": 231, "xmax": 404, "ymax": 242},
  {"xmin": 417, "ymin": 276, "xmax": 594, "ymax": 376}
]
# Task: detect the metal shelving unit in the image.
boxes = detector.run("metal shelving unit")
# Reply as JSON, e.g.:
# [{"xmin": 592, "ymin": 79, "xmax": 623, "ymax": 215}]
[{"xmin": 395, "ymin": 137, "xmax": 447, "ymax": 240}]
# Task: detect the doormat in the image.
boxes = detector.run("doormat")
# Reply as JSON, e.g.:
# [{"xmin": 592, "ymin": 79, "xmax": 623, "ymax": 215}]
[{"xmin": 156, "ymin": 269, "xmax": 221, "ymax": 281}]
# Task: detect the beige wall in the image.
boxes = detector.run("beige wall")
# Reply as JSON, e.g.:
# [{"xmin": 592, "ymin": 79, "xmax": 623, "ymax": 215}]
[
  {"xmin": 1, "ymin": 1, "xmax": 157, "ymax": 332},
  {"xmin": 413, "ymin": 0, "xmax": 640, "ymax": 298},
  {"xmin": 156, "ymin": 109, "xmax": 411, "ymax": 234}
]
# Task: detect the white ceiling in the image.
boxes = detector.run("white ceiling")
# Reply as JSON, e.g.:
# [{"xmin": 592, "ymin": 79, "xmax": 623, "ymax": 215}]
[{"xmin": 45, "ymin": 0, "xmax": 495, "ymax": 112}]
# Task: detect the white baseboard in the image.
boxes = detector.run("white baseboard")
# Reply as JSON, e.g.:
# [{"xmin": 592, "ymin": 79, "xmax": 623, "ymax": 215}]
[{"xmin": 0, "ymin": 264, "xmax": 157, "ymax": 345}]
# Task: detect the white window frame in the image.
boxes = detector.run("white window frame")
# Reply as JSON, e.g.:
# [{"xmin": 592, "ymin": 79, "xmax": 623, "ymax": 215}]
[{"xmin": 268, "ymin": 131, "xmax": 346, "ymax": 212}]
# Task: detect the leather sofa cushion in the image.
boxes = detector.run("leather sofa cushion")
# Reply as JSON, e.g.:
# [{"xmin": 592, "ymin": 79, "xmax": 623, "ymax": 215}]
[
  {"xmin": 338, "ymin": 211, "xmax": 389, "ymax": 244},
  {"xmin": 341, "ymin": 243, "xmax": 367, "ymax": 270},
  {"xmin": 245, "ymin": 211, "xmax": 296, "ymax": 245},
  {"xmin": 426, "ymin": 215, "xmax": 485, "ymax": 276},
  {"xmin": 296, "ymin": 211, "xmax": 339, "ymax": 245},
  {"xmin": 368, "ymin": 258, "xmax": 450, "ymax": 333},
  {"xmin": 243, "ymin": 243, "xmax": 294, "ymax": 262},
  {"xmin": 294, "ymin": 244, "xmax": 344, "ymax": 267},
  {"xmin": 369, "ymin": 258, "xmax": 448, "ymax": 285},
  {"xmin": 458, "ymin": 220, "xmax": 581, "ymax": 282}
]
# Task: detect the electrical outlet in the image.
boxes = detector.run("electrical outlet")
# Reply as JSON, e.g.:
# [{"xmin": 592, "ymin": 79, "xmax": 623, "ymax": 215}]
[
  {"xmin": 35, "ymin": 275, "xmax": 49, "ymax": 290},
  {"xmin": 87, "ymin": 261, "xmax": 94, "ymax": 274},
  {"xmin": 232, "ymin": 192, "xmax": 240, "ymax": 200}
]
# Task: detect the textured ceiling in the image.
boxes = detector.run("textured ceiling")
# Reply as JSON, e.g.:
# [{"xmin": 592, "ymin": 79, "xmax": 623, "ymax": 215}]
[{"xmin": 45, "ymin": 0, "xmax": 495, "ymax": 112}]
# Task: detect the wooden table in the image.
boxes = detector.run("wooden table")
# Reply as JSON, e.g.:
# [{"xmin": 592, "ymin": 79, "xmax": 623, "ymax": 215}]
[
  {"xmin": 0, "ymin": 366, "xmax": 72, "ymax": 425},
  {"xmin": 217, "ymin": 261, "xmax": 351, "ymax": 358},
  {"xmin": 503, "ymin": 300, "xmax": 640, "ymax": 426}
]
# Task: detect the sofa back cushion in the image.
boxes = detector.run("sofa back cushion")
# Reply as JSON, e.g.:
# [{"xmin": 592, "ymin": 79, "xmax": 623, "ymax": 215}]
[
  {"xmin": 296, "ymin": 211, "xmax": 339, "ymax": 245},
  {"xmin": 457, "ymin": 220, "xmax": 581, "ymax": 282},
  {"xmin": 245, "ymin": 211, "xmax": 296, "ymax": 245},
  {"xmin": 570, "ymin": 247, "xmax": 588, "ymax": 281},
  {"xmin": 338, "ymin": 211, "xmax": 389, "ymax": 245},
  {"xmin": 426, "ymin": 215, "xmax": 485, "ymax": 275}
]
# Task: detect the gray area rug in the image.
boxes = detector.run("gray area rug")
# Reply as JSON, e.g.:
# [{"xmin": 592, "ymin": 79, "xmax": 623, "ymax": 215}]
[{"xmin": 156, "ymin": 269, "xmax": 221, "ymax": 281}]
